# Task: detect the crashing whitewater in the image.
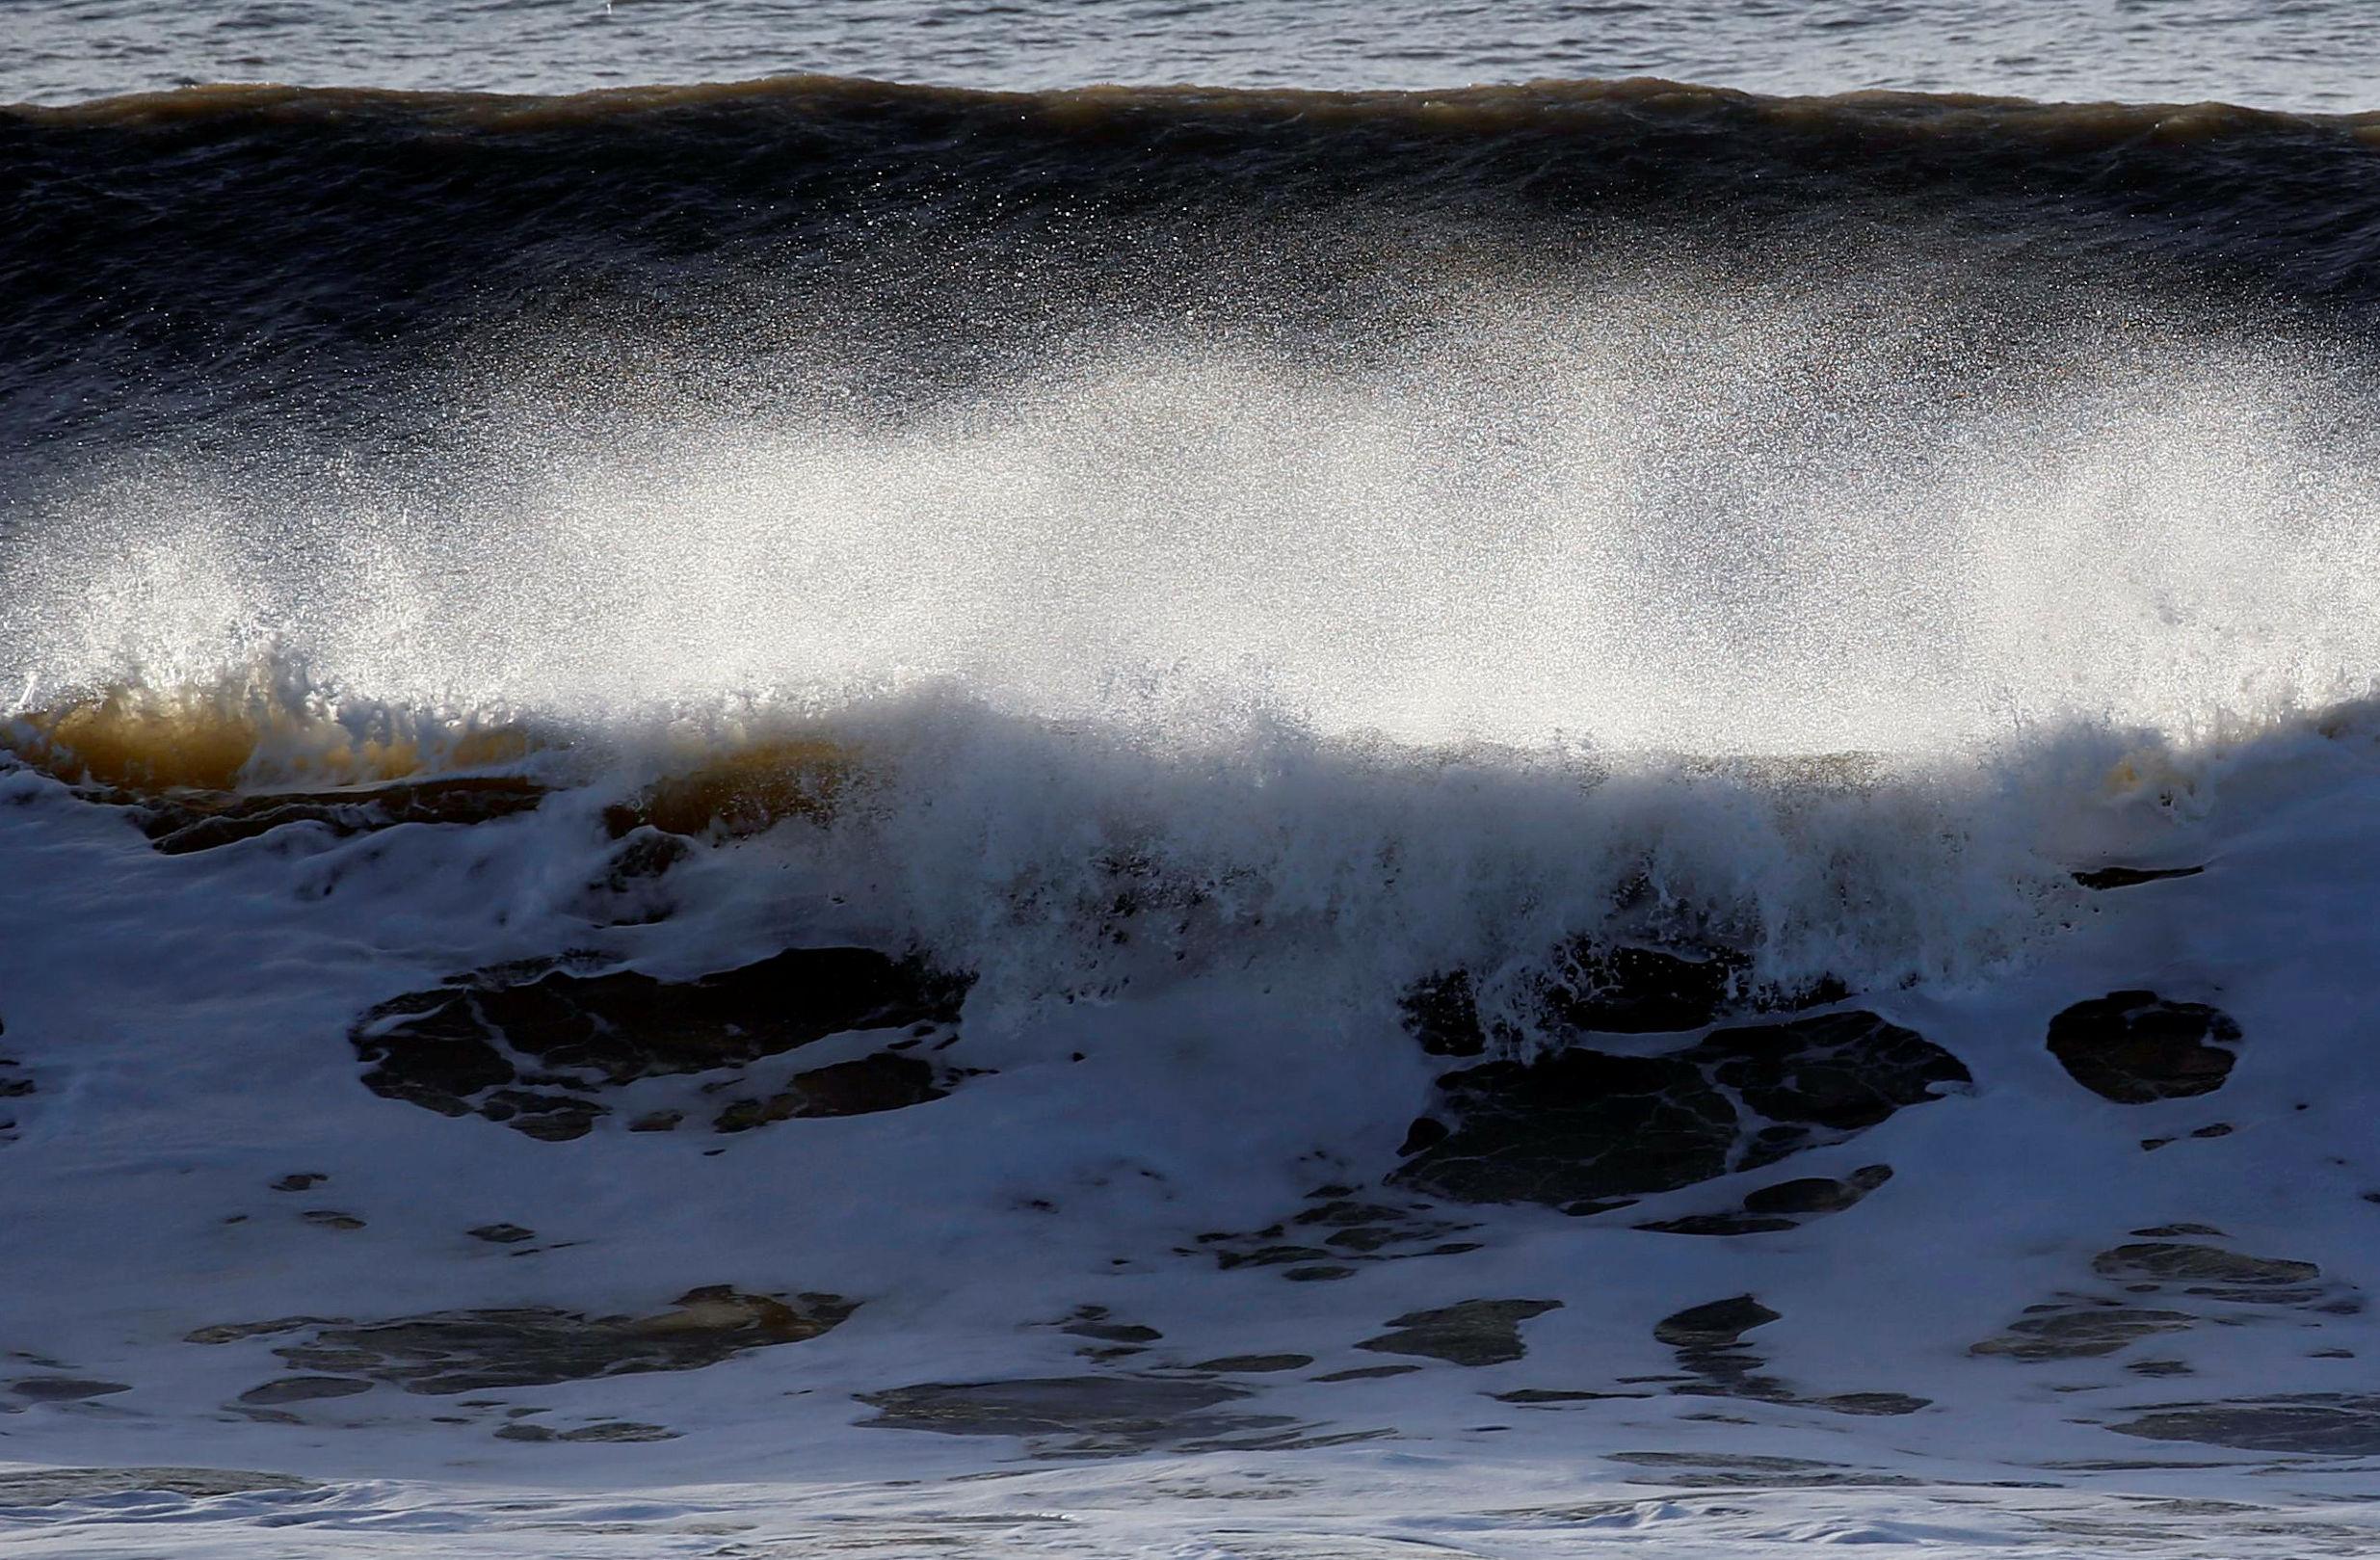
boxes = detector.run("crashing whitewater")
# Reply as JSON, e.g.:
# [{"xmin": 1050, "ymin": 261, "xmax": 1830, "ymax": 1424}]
[{"xmin": 7, "ymin": 88, "xmax": 2380, "ymax": 1558}]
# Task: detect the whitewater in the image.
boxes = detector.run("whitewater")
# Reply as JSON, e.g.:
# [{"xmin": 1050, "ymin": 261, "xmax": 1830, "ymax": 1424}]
[{"xmin": 8, "ymin": 12, "xmax": 2380, "ymax": 1558}]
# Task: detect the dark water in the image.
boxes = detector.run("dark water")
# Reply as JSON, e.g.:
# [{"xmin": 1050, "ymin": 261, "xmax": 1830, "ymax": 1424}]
[{"xmin": 8, "ymin": 76, "xmax": 2380, "ymax": 476}]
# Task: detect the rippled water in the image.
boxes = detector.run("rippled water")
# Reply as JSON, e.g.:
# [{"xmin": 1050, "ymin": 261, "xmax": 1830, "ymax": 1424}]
[{"xmin": 9, "ymin": 0, "xmax": 2380, "ymax": 109}]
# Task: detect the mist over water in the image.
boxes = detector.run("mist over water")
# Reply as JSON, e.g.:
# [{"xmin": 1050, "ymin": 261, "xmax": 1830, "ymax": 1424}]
[
  {"xmin": 10, "ymin": 271, "xmax": 2378, "ymax": 760},
  {"xmin": 10, "ymin": 244, "xmax": 2380, "ymax": 1013}
]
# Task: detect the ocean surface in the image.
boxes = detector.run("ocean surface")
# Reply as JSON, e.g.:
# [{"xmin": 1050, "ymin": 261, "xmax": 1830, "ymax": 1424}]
[
  {"xmin": 6, "ymin": 6, "xmax": 2380, "ymax": 1558},
  {"xmin": 13, "ymin": 0, "xmax": 2380, "ymax": 109}
]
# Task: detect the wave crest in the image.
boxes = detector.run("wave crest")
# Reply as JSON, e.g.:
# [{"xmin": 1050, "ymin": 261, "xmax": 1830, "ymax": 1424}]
[{"xmin": 3, "ymin": 673, "xmax": 539, "ymax": 791}]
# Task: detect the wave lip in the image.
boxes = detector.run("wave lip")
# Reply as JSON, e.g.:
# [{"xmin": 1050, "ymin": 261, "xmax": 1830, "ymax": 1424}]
[
  {"xmin": 1, "ymin": 681, "xmax": 542, "ymax": 792},
  {"xmin": 15, "ymin": 72, "xmax": 2380, "ymax": 144}
]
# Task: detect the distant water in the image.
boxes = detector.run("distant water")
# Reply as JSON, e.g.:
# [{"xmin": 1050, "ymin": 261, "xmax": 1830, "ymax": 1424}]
[{"xmin": 10, "ymin": 0, "xmax": 2380, "ymax": 111}]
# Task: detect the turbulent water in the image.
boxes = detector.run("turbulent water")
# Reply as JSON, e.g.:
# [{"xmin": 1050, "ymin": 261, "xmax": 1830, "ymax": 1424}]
[{"xmin": 6, "ymin": 12, "xmax": 2380, "ymax": 1560}]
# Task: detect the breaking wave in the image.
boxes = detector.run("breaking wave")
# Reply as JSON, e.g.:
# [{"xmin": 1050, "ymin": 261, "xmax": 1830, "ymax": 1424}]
[{"xmin": 9, "ymin": 79, "xmax": 2380, "ymax": 1029}]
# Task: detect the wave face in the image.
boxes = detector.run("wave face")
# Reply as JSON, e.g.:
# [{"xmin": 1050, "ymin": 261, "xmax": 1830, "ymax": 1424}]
[
  {"xmin": 7, "ymin": 76, "xmax": 2380, "ymax": 471},
  {"xmin": 7, "ymin": 77, "xmax": 2380, "ymax": 1009}
]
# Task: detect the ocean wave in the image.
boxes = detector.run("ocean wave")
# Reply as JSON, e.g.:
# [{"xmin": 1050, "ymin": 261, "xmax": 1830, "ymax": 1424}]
[
  {"xmin": 14, "ymin": 659, "xmax": 2368, "ymax": 1036},
  {"xmin": 9, "ymin": 120, "xmax": 2380, "ymax": 1029},
  {"xmin": 15, "ymin": 74, "xmax": 2380, "ymax": 143},
  {"xmin": 13, "ymin": 63, "xmax": 2380, "ymax": 480}
]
